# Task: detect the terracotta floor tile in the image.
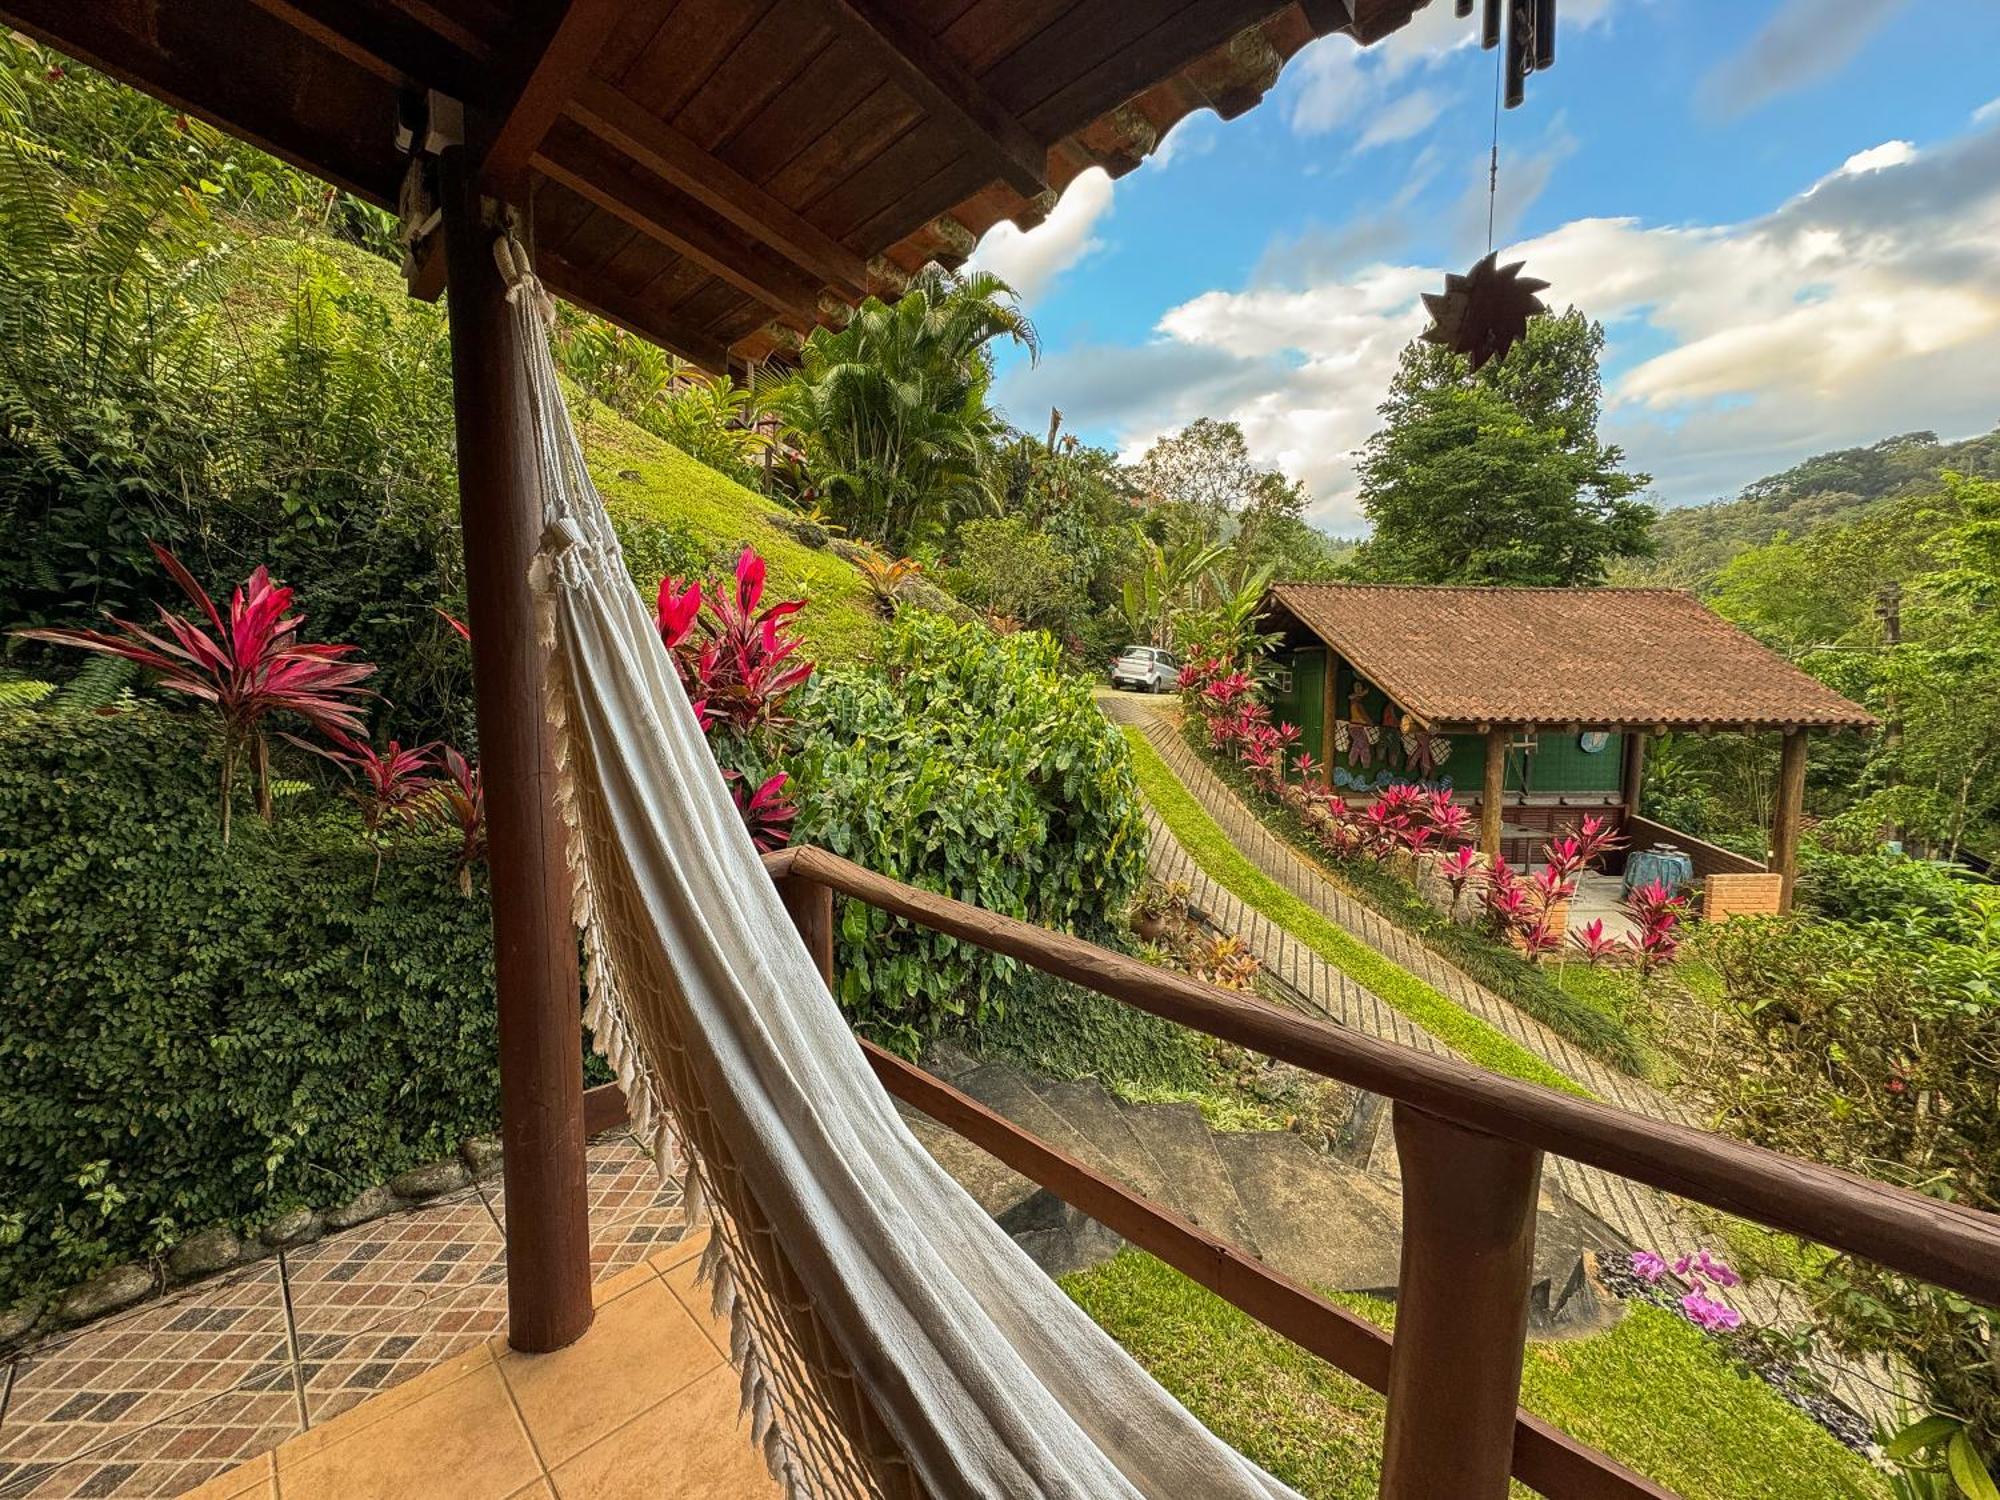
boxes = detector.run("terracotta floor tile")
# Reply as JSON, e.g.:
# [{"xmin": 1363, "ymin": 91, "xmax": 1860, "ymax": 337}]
[
  {"xmin": 277, "ymin": 1362, "xmax": 538, "ymax": 1500},
  {"xmin": 171, "ymin": 1450, "xmax": 275, "ymax": 1498},
  {"xmin": 649, "ymin": 1228, "xmax": 710, "ymax": 1276},
  {"xmin": 498, "ymin": 1279, "xmax": 721, "ymax": 1468},
  {"xmin": 284, "ymin": 1197, "xmax": 505, "ymax": 1348},
  {"xmin": 588, "ymin": 1262, "xmax": 659, "ymax": 1311},
  {"xmin": 299, "ymin": 1278, "xmax": 509, "ymax": 1429},
  {"xmin": 0, "ymin": 1383, "xmax": 297, "ymax": 1499},
  {"xmin": 547, "ymin": 1364, "xmax": 779, "ymax": 1500},
  {"xmin": 282, "ymin": 1346, "xmax": 494, "ymax": 1463},
  {"xmin": 0, "ymin": 1264, "xmax": 291, "ymax": 1474},
  {"xmin": 657, "ymin": 1256, "xmax": 728, "ymax": 1360}
]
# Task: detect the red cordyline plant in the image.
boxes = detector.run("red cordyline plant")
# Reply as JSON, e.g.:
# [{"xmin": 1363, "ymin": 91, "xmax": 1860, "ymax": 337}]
[
  {"xmin": 301, "ymin": 734, "xmax": 439, "ymax": 885},
  {"xmin": 421, "ymin": 745, "xmax": 485, "ymax": 896},
  {"xmin": 14, "ymin": 543, "xmax": 374, "ymax": 841},
  {"xmin": 656, "ymin": 548, "xmax": 814, "ymax": 738},
  {"xmin": 655, "ymin": 547, "xmax": 811, "ymax": 851}
]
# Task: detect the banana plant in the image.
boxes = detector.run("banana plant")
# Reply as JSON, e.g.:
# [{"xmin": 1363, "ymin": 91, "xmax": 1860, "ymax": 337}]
[{"xmin": 1119, "ymin": 535, "xmax": 1229, "ymax": 647}]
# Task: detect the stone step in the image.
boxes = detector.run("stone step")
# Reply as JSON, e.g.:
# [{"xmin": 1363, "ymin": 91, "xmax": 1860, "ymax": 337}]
[
  {"xmin": 953, "ymin": 1063, "xmax": 1091, "ymax": 1158},
  {"xmin": 1213, "ymin": 1130, "xmax": 1404, "ymax": 1294},
  {"xmin": 1028, "ymin": 1077, "xmax": 1174, "ymax": 1204},
  {"xmin": 1112, "ymin": 1099, "xmax": 1261, "ymax": 1256}
]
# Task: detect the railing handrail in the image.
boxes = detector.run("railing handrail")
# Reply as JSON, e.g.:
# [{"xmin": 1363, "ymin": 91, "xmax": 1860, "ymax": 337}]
[{"xmin": 765, "ymin": 842, "xmax": 2000, "ymax": 1306}]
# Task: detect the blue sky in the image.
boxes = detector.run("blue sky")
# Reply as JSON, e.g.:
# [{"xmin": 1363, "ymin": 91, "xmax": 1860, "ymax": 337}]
[{"xmin": 971, "ymin": 0, "xmax": 2000, "ymax": 534}]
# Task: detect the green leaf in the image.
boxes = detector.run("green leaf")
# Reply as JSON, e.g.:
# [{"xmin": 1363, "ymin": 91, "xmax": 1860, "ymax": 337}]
[
  {"xmin": 1890, "ymin": 1416, "xmax": 1962, "ymax": 1459},
  {"xmin": 1948, "ymin": 1434, "xmax": 1999, "ymax": 1500}
]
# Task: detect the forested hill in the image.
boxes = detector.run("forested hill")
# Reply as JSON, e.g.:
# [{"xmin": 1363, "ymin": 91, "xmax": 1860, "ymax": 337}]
[{"xmin": 1614, "ymin": 425, "xmax": 2000, "ymax": 591}]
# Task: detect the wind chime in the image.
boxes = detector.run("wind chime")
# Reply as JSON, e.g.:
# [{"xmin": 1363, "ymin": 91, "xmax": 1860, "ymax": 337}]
[{"xmin": 1419, "ymin": 0, "xmax": 1559, "ymax": 372}]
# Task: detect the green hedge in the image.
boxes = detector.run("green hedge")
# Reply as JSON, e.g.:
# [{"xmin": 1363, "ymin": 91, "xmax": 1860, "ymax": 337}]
[
  {"xmin": 791, "ymin": 613, "xmax": 1148, "ymax": 1053},
  {"xmin": 0, "ymin": 708, "xmax": 502, "ymax": 1303}
]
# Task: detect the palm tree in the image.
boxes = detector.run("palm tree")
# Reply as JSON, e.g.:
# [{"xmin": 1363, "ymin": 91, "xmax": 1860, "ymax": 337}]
[{"xmin": 762, "ymin": 267, "xmax": 1037, "ymax": 554}]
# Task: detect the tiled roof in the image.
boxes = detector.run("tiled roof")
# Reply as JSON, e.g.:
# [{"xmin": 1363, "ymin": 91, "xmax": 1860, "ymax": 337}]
[{"xmin": 1264, "ymin": 584, "xmax": 1877, "ymax": 731}]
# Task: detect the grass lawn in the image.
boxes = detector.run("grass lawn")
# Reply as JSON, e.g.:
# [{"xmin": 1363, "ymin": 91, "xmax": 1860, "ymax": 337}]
[
  {"xmin": 584, "ymin": 418, "xmax": 885, "ymax": 667},
  {"xmin": 1176, "ymin": 717, "xmax": 1660, "ymax": 1078},
  {"xmin": 1122, "ymin": 726, "xmax": 1592, "ymax": 1097},
  {"xmin": 1062, "ymin": 1250, "xmax": 1887, "ymax": 1500}
]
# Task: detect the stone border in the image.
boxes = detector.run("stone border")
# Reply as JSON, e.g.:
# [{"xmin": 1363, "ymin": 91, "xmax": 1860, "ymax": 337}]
[{"xmin": 0, "ymin": 1133, "xmax": 506, "ymax": 1352}]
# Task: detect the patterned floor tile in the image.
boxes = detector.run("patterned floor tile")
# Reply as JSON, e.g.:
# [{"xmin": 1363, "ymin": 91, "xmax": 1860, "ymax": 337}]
[
  {"xmin": 480, "ymin": 1133, "xmax": 682, "ymax": 1238},
  {"xmin": 299, "ymin": 1278, "xmax": 509, "ymax": 1429},
  {"xmin": 282, "ymin": 1195, "xmax": 504, "ymax": 1348},
  {"xmin": 0, "ymin": 1383, "xmax": 297, "ymax": 1498},
  {"xmin": 0, "ymin": 1264, "xmax": 290, "ymax": 1476}
]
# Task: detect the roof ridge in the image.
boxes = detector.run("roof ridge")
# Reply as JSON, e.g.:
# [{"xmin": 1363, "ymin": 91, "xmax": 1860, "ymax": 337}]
[{"xmin": 1269, "ymin": 581, "xmax": 1698, "ymax": 597}]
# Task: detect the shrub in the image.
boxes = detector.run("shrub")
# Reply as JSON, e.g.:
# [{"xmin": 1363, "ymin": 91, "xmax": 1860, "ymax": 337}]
[
  {"xmin": 1678, "ymin": 908, "xmax": 2000, "ymax": 1476},
  {"xmin": 1796, "ymin": 841, "xmax": 1987, "ymax": 931},
  {"xmin": 0, "ymin": 708, "xmax": 503, "ymax": 1303},
  {"xmin": 788, "ymin": 612, "xmax": 1146, "ymax": 1052}
]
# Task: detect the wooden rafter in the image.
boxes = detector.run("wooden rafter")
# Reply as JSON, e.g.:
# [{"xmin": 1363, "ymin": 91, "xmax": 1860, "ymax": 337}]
[
  {"xmin": 245, "ymin": 0, "xmax": 485, "ymax": 98},
  {"xmin": 567, "ymin": 78, "xmax": 872, "ymax": 298},
  {"xmin": 535, "ymin": 130, "xmax": 825, "ymax": 322},
  {"xmin": 481, "ymin": 0, "xmax": 626, "ymax": 194},
  {"xmin": 535, "ymin": 248, "xmax": 733, "ymax": 372},
  {"xmin": 804, "ymin": 0, "xmax": 1049, "ymax": 197}
]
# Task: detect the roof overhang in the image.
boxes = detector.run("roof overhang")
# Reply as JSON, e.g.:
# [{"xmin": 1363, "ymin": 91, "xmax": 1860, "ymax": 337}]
[{"xmin": 4, "ymin": 0, "xmax": 1432, "ymax": 370}]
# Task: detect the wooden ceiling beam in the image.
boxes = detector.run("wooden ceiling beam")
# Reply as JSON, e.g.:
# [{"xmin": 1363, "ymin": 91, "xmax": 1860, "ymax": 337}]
[
  {"xmin": 804, "ymin": 0, "xmax": 1049, "ymax": 197},
  {"xmin": 481, "ymin": 0, "xmax": 627, "ymax": 195},
  {"xmin": 534, "ymin": 133, "xmax": 826, "ymax": 321},
  {"xmin": 244, "ymin": 0, "xmax": 488, "ymax": 99},
  {"xmin": 567, "ymin": 78, "xmax": 872, "ymax": 299},
  {"xmin": 535, "ymin": 249, "xmax": 734, "ymax": 380}
]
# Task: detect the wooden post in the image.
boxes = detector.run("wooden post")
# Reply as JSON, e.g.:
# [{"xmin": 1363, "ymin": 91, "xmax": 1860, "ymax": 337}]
[
  {"xmin": 1771, "ymin": 728, "xmax": 1808, "ymax": 913},
  {"xmin": 1620, "ymin": 729, "xmax": 1647, "ymax": 817},
  {"xmin": 1480, "ymin": 726, "xmax": 1507, "ymax": 862},
  {"xmin": 780, "ymin": 872, "xmax": 835, "ymax": 988},
  {"xmin": 440, "ymin": 147, "xmax": 593, "ymax": 1355},
  {"xmin": 1320, "ymin": 651, "xmax": 1338, "ymax": 788},
  {"xmin": 1379, "ymin": 1103, "xmax": 1543, "ymax": 1500}
]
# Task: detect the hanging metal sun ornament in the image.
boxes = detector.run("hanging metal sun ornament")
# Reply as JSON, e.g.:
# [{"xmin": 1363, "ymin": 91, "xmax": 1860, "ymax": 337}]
[
  {"xmin": 1421, "ymin": 0, "xmax": 1560, "ymax": 370},
  {"xmin": 1418, "ymin": 253, "xmax": 1550, "ymax": 372}
]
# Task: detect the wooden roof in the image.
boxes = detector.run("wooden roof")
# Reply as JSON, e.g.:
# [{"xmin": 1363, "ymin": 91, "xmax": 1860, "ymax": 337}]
[
  {"xmin": 1264, "ymin": 583, "xmax": 1879, "ymax": 732},
  {"xmin": 10, "ymin": 0, "xmax": 1432, "ymax": 369}
]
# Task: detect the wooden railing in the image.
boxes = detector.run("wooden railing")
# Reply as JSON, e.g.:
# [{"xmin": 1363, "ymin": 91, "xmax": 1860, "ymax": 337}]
[{"xmin": 737, "ymin": 844, "xmax": 2000, "ymax": 1500}]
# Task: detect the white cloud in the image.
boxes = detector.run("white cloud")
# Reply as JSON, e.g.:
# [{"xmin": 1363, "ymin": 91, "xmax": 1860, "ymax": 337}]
[
  {"xmin": 967, "ymin": 168, "xmax": 1114, "ymax": 302},
  {"xmin": 1700, "ymin": 0, "xmax": 1911, "ymax": 119},
  {"xmin": 1356, "ymin": 88, "xmax": 1447, "ymax": 151},
  {"xmin": 1978, "ymin": 97, "xmax": 2000, "ymax": 125},
  {"xmin": 1835, "ymin": 140, "xmax": 1916, "ymax": 176},
  {"xmin": 995, "ymin": 108, "xmax": 2000, "ymax": 533}
]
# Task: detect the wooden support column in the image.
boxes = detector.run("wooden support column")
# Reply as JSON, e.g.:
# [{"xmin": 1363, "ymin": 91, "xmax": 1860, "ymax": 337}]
[
  {"xmin": 780, "ymin": 873, "xmax": 835, "ymax": 988},
  {"xmin": 1379, "ymin": 1104, "xmax": 1543, "ymax": 1500},
  {"xmin": 1620, "ymin": 729, "xmax": 1647, "ymax": 817},
  {"xmin": 1480, "ymin": 726, "xmax": 1507, "ymax": 862},
  {"xmin": 1320, "ymin": 652, "xmax": 1338, "ymax": 788},
  {"xmin": 1771, "ymin": 728, "xmax": 1808, "ymax": 913},
  {"xmin": 439, "ymin": 147, "xmax": 593, "ymax": 1354}
]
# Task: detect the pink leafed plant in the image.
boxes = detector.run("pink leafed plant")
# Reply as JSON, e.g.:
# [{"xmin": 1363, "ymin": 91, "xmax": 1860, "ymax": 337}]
[
  {"xmin": 1571, "ymin": 917, "xmax": 1623, "ymax": 965},
  {"xmin": 314, "ymin": 737, "xmax": 438, "ymax": 835},
  {"xmin": 14, "ymin": 542, "xmax": 375, "ymax": 841},
  {"xmin": 422, "ymin": 745, "xmax": 486, "ymax": 896},
  {"xmin": 728, "ymin": 770, "xmax": 798, "ymax": 854},
  {"xmin": 1625, "ymin": 879, "xmax": 1688, "ymax": 974},
  {"xmin": 655, "ymin": 548, "xmax": 814, "ymax": 740}
]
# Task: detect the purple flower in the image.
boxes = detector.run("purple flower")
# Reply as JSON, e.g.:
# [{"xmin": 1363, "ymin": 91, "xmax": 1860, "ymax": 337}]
[
  {"xmin": 1630, "ymin": 1250, "xmax": 1667, "ymax": 1284},
  {"xmin": 1695, "ymin": 1250, "xmax": 1741, "ymax": 1289},
  {"xmin": 1680, "ymin": 1291, "xmax": 1743, "ymax": 1333}
]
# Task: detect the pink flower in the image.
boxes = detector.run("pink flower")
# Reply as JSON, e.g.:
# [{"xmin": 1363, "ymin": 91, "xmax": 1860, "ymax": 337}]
[
  {"xmin": 1629, "ymin": 1250, "xmax": 1667, "ymax": 1284},
  {"xmin": 1680, "ymin": 1291, "xmax": 1743, "ymax": 1333}
]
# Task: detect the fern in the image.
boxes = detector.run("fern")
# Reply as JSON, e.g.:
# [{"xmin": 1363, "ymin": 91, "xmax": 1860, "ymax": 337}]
[
  {"xmin": 50, "ymin": 654, "xmax": 138, "ymax": 712},
  {"xmin": 0, "ymin": 674, "xmax": 53, "ymax": 708}
]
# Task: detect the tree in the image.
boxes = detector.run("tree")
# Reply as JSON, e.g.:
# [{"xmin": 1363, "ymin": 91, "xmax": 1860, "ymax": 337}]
[
  {"xmin": 944, "ymin": 516, "xmax": 1085, "ymax": 632},
  {"xmin": 1355, "ymin": 309, "xmax": 1655, "ymax": 586},
  {"xmin": 1128, "ymin": 418, "xmax": 1264, "ymax": 531},
  {"xmin": 763, "ymin": 267, "xmax": 1037, "ymax": 554}
]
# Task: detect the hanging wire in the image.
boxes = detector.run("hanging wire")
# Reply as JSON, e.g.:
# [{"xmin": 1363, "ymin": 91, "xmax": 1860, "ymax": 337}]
[{"xmin": 1486, "ymin": 23, "xmax": 1504, "ymax": 254}]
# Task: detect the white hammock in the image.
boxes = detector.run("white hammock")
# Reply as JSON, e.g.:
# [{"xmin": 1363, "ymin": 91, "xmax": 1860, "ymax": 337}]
[{"xmin": 505, "ymin": 245, "xmax": 1302, "ymax": 1499}]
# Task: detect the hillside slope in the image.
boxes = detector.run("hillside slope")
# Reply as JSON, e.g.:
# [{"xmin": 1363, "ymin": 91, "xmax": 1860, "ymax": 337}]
[{"xmin": 1615, "ymin": 425, "xmax": 2000, "ymax": 592}]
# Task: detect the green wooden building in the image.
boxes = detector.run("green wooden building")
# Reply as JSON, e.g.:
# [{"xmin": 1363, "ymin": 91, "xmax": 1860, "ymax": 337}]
[{"xmin": 1259, "ymin": 584, "xmax": 1877, "ymax": 910}]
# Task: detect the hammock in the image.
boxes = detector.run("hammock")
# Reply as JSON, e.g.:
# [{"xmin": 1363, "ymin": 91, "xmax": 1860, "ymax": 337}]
[{"xmin": 504, "ymin": 242, "xmax": 1301, "ymax": 1500}]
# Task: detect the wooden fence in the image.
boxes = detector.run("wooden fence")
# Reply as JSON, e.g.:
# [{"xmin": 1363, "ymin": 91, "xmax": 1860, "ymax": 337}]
[{"xmin": 602, "ymin": 844, "xmax": 1998, "ymax": 1500}]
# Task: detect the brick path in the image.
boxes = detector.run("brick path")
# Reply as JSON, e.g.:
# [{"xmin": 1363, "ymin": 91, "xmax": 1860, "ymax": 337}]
[{"xmin": 1105, "ymin": 693, "xmax": 1891, "ymax": 1421}]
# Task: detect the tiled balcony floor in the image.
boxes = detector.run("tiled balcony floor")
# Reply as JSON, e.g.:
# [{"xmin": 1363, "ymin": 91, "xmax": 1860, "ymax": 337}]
[{"xmin": 0, "ymin": 1132, "xmax": 700, "ymax": 1498}]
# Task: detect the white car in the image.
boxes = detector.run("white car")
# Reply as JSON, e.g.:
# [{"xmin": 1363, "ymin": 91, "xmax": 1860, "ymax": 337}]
[{"xmin": 1110, "ymin": 646, "xmax": 1181, "ymax": 693}]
